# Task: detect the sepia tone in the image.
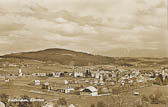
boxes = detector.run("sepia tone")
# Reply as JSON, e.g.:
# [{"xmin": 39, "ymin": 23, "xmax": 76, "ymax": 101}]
[{"xmin": 0, "ymin": 0, "xmax": 168, "ymax": 107}]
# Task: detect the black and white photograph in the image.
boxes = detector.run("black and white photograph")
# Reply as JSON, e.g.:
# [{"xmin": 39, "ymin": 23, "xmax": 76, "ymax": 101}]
[{"xmin": 0, "ymin": 0, "xmax": 167, "ymax": 107}]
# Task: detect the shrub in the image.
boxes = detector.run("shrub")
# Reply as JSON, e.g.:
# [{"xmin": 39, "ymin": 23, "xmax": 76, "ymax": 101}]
[
  {"xmin": 149, "ymin": 90, "xmax": 162, "ymax": 104},
  {"xmin": 0, "ymin": 93, "xmax": 8, "ymax": 106},
  {"xmin": 91, "ymin": 104, "xmax": 95, "ymax": 107},
  {"xmin": 97, "ymin": 101, "xmax": 106, "ymax": 107},
  {"xmin": 141, "ymin": 95, "xmax": 150, "ymax": 102},
  {"xmin": 56, "ymin": 98, "xmax": 67, "ymax": 106},
  {"xmin": 133, "ymin": 100, "xmax": 149, "ymax": 107}
]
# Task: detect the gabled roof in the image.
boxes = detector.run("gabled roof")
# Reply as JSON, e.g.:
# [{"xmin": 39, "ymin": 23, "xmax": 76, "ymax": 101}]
[
  {"xmin": 80, "ymin": 86, "xmax": 98, "ymax": 92},
  {"xmin": 0, "ymin": 101, "xmax": 5, "ymax": 107}
]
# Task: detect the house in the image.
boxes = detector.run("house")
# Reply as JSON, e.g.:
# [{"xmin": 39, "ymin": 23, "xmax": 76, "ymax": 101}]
[
  {"xmin": 48, "ymin": 86, "xmax": 53, "ymax": 91},
  {"xmin": 18, "ymin": 68, "xmax": 23, "ymax": 76},
  {"xmin": 42, "ymin": 82, "xmax": 49, "ymax": 89},
  {"xmin": 38, "ymin": 73, "xmax": 46, "ymax": 77},
  {"xmin": 0, "ymin": 101, "xmax": 5, "ymax": 107},
  {"xmin": 34, "ymin": 80, "xmax": 40, "ymax": 86},
  {"xmin": 8, "ymin": 64, "xmax": 17, "ymax": 67},
  {"xmin": 68, "ymin": 104, "xmax": 76, "ymax": 107},
  {"xmin": 52, "ymin": 72, "xmax": 65, "ymax": 77},
  {"xmin": 74, "ymin": 72, "xmax": 83, "ymax": 77},
  {"xmin": 95, "ymin": 73, "xmax": 100, "ymax": 79},
  {"xmin": 80, "ymin": 86, "xmax": 98, "ymax": 96},
  {"xmin": 32, "ymin": 73, "xmax": 46, "ymax": 77},
  {"xmin": 42, "ymin": 102, "xmax": 54, "ymax": 107},
  {"xmin": 32, "ymin": 73, "xmax": 37, "ymax": 76},
  {"xmin": 94, "ymin": 80, "xmax": 98, "ymax": 85},
  {"xmin": 91, "ymin": 73, "xmax": 95, "ymax": 78},
  {"xmin": 65, "ymin": 86, "xmax": 74, "ymax": 94},
  {"xmin": 64, "ymin": 80, "xmax": 68, "ymax": 85},
  {"xmin": 134, "ymin": 92, "xmax": 139, "ymax": 96},
  {"xmin": 56, "ymin": 89, "xmax": 65, "ymax": 93},
  {"xmin": 4, "ymin": 78, "xmax": 9, "ymax": 82}
]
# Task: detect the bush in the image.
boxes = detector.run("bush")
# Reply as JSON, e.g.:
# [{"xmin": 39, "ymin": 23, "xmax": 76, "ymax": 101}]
[
  {"xmin": 97, "ymin": 101, "xmax": 106, "ymax": 107},
  {"xmin": 0, "ymin": 93, "xmax": 9, "ymax": 105},
  {"xmin": 56, "ymin": 97, "xmax": 67, "ymax": 106},
  {"xmin": 141, "ymin": 95, "xmax": 150, "ymax": 102},
  {"xmin": 0, "ymin": 93, "xmax": 8, "ymax": 106},
  {"xmin": 149, "ymin": 90, "xmax": 162, "ymax": 104},
  {"xmin": 91, "ymin": 104, "xmax": 95, "ymax": 107},
  {"xmin": 133, "ymin": 100, "xmax": 149, "ymax": 107}
]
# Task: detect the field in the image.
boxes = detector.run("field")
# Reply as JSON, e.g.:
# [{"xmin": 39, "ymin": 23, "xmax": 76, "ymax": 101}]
[{"xmin": 0, "ymin": 57, "xmax": 168, "ymax": 107}]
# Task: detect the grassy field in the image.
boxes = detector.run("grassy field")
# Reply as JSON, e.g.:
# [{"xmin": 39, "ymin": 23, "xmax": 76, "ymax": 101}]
[{"xmin": 0, "ymin": 75, "xmax": 168, "ymax": 107}]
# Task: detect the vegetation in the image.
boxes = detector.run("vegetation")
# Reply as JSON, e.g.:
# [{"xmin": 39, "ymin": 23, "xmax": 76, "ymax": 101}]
[
  {"xmin": 0, "ymin": 93, "xmax": 8, "ymax": 106},
  {"xmin": 90, "ymin": 104, "xmax": 95, "ymax": 107},
  {"xmin": 132, "ymin": 100, "xmax": 149, "ymax": 107},
  {"xmin": 97, "ymin": 101, "xmax": 106, "ymax": 107},
  {"xmin": 55, "ymin": 97, "xmax": 67, "ymax": 107},
  {"xmin": 141, "ymin": 90, "xmax": 167, "ymax": 105}
]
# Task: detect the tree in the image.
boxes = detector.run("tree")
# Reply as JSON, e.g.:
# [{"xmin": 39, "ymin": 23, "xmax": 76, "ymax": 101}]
[
  {"xmin": 91, "ymin": 104, "xmax": 95, "ymax": 107},
  {"xmin": 0, "ymin": 93, "xmax": 8, "ymax": 106},
  {"xmin": 154, "ymin": 76, "xmax": 163, "ymax": 85},
  {"xmin": 56, "ymin": 98, "xmax": 67, "ymax": 107},
  {"xmin": 149, "ymin": 90, "xmax": 162, "ymax": 104},
  {"xmin": 97, "ymin": 101, "xmax": 106, "ymax": 107},
  {"xmin": 116, "ymin": 72, "xmax": 119, "ymax": 82},
  {"xmin": 132, "ymin": 100, "xmax": 149, "ymax": 107},
  {"xmin": 18, "ymin": 95, "xmax": 32, "ymax": 107}
]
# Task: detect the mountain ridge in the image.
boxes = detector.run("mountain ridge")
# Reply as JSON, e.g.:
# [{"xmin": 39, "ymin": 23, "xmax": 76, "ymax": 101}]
[
  {"xmin": 1, "ymin": 48, "xmax": 167, "ymax": 66},
  {"xmin": 1, "ymin": 48, "xmax": 116, "ymax": 66}
]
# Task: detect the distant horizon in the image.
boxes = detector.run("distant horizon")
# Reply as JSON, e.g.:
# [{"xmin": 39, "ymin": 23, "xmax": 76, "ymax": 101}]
[{"xmin": 0, "ymin": 47, "xmax": 167, "ymax": 58}]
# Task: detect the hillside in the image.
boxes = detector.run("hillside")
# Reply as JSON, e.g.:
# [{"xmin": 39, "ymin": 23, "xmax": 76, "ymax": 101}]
[
  {"xmin": 1, "ymin": 48, "xmax": 117, "ymax": 66},
  {"xmin": 1, "ymin": 48, "xmax": 167, "ymax": 66}
]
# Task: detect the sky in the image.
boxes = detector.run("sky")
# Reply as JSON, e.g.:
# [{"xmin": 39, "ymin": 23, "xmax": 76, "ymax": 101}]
[{"xmin": 0, "ymin": 0, "xmax": 167, "ymax": 57}]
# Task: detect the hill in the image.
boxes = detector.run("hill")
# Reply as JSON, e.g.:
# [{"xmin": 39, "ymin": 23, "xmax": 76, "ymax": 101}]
[
  {"xmin": 1, "ymin": 48, "xmax": 117, "ymax": 66},
  {"xmin": 1, "ymin": 48, "xmax": 167, "ymax": 66}
]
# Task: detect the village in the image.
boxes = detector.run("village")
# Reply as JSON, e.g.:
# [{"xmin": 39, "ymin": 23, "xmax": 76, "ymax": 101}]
[{"xmin": 0, "ymin": 58, "xmax": 168, "ymax": 107}]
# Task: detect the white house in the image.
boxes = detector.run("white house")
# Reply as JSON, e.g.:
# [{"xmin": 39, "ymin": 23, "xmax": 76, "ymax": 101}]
[
  {"xmin": 95, "ymin": 73, "xmax": 100, "ymax": 79},
  {"xmin": 42, "ymin": 102, "xmax": 54, "ymax": 107},
  {"xmin": 18, "ymin": 68, "xmax": 23, "ymax": 76},
  {"xmin": 80, "ymin": 86, "xmax": 98, "ymax": 96},
  {"xmin": 0, "ymin": 101, "xmax": 5, "ymax": 107},
  {"xmin": 68, "ymin": 104, "xmax": 76, "ymax": 107},
  {"xmin": 64, "ymin": 80, "xmax": 68, "ymax": 85},
  {"xmin": 65, "ymin": 86, "xmax": 74, "ymax": 94},
  {"xmin": 34, "ymin": 80, "xmax": 40, "ymax": 86},
  {"xmin": 74, "ymin": 72, "xmax": 83, "ymax": 77}
]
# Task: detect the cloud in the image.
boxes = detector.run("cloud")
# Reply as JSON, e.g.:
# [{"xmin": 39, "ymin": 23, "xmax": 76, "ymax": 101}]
[
  {"xmin": 0, "ymin": 0, "xmax": 167, "ymax": 57},
  {"xmin": 55, "ymin": 17, "xmax": 68, "ymax": 23}
]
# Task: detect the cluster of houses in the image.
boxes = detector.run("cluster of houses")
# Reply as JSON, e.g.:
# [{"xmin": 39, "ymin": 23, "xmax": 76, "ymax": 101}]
[
  {"xmin": 26, "ymin": 67, "xmax": 167, "ymax": 97},
  {"xmin": 1, "ymin": 65, "xmax": 168, "ymax": 97}
]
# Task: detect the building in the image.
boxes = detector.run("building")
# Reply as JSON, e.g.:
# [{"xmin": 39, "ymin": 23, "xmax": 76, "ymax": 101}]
[
  {"xmin": 68, "ymin": 104, "xmax": 76, "ymax": 107},
  {"xmin": 18, "ymin": 68, "xmax": 23, "ymax": 76},
  {"xmin": 0, "ymin": 101, "xmax": 5, "ymax": 107},
  {"xmin": 65, "ymin": 86, "xmax": 74, "ymax": 94},
  {"xmin": 32, "ymin": 73, "xmax": 46, "ymax": 77},
  {"xmin": 34, "ymin": 80, "xmax": 40, "ymax": 86},
  {"xmin": 42, "ymin": 82, "xmax": 49, "ymax": 89},
  {"xmin": 95, "ymin": 73, "xmax": 100, "ymax": 79},
  {"xmin": 42, "ymin": 102, "xmax": 54, "ymax": 107},
  {"xmin": 74, "ymin": 72, "xmax": 83, "ymax": 77},
  {"xmin": 64, "ymin": 80, "xmax": 68, "ymax": 85},
  {"xmin": 80, "ymin": 86, "xmax": 98, "ymax": 96},
  {"xmin": 52, "ymin": 72, "xmax": 64, "ymax": 77}
]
